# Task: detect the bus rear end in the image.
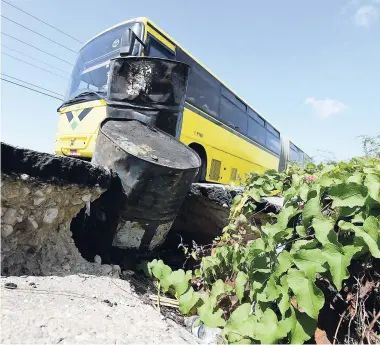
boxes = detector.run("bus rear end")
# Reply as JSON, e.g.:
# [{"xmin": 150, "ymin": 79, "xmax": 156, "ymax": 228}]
[{"xmin": 54, "ymin": 20, "xmax": 145, "ymax": 159}]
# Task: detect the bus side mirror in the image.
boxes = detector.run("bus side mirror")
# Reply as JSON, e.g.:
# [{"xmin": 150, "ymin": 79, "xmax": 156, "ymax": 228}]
[{"xmin": 120, "ymin": 28, "xmax": 146, "ymax": 56}]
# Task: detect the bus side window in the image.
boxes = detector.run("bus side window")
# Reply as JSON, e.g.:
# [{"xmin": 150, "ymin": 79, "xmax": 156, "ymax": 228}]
[
  {"xmin": 220, "ymin": 96, "xmax": 248, "ymax": 135},
  {"xmin": 176, "ymin": 48, "xmax": 220, "ymax": 118},
  {"xmin": 247, "ymin": 116, "xmax": 266, "ymax": 146},
  {"xmin": 266, "ymin": 123, "xmax": 280, "ymax": 155},
  {"xmin": 290, "ymin": 142, "xmax": 302, "ymax": 162},
  {"xmin": 147, "ymin": 35, "xmax": 175, "ymax": 59}
]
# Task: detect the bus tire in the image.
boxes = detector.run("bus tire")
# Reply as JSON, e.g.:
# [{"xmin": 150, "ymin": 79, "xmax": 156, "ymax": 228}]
[{"xmin": 189, "ymin": 143, "xmax": 207, "ymax": 182}]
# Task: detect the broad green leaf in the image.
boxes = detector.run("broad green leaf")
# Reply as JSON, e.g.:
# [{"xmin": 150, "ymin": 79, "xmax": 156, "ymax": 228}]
[
  {"xmin": 232, "ymin": 194, "xmax": 249, "ymax": 217},
  {"xmin": 296, "ymin": 225, "xmax": 307, "ymax": 237},
  {"xmin": 170, "ymin": 269, "xmax": 192, "ymax": 296},
  {"xmin": 253, "ymin": 177, "xmax": 265, "ymax": 186},
  {"xmin": 319, "ymin": 176, "xmax": 340, "ymax": 187},
  {"xmin": 277, "ymin": 205, "xmax": 297, "ymax": 230},
  {"xmin": 363, "ymin": 167, "xmax": 378, "ymax": 174},
  {"xmin": 254, "ymin": 309, "xmax": 289, "ymax": 344},
  {"xmin": 258, "ymin": 276, "xmax": 281, "ymax": 302},
  {"xmin": 275, "ymin": 251, "xmax": 293, "ymax": 276},
  {"xmin": 287, "ymin": 268, "xmax": 325, "ymax": 319},
  {"xmin": 284, "ymin": 186, "xmax": 297, "ymax": 201},
  {"xmin": 198, "ymin": 297, "xmax": 226, "ymax": 328},
  {"xmin": 246, "ymin": 250, "xmax": 271, "ymax": 274},
  {"xmin": 216, "ymin": 246, "xmax": 233, "ymax": 267},
  {"xmin": 312, "ymin": 217, "xmax": 335, "ymax": 244},
  {"xmin": 178, "ymin": 287, "xmax": 200, "ymax": 314},
  {"xmin": 209, "ymin": 279, "xmax": 233, "ymax": 305},
  {"xmin": 278, "ymin": 275, "xmax": 291, "ymax": 317},
  {"xmin": 246, "ymin": 238, "xmax": 266, "ymax": 251},
  {"xmin": 339, "ymin": 207, "xmax": 359, "ymax": 217},
  {"xmin": 247, "ymin": 189, "xmax": 261, "ymax": 203},
  {"xmin": 290, "ymin": 239, "xmax": 319, "ymax": 255},
  {"xmin": 302, "ymin": 194, "xmax": 321, "ymax": 228},
  {"xmin": 363, "ymin": 216, "xmax": 380, "ymax": 241},
  {"xmin": 320, "ymin": 164, "xmax": 337, "ymax": 176},
  {"xmin": 352, "ymin": 212, "xmax": 365, "ymax": 224},
  {"xmin": 235, "ymin": 271, "xmax": 248, "ymax": 302},
  {"xmin": 150, "ymin": 259, "xmax": 172, "ymax": 281},
  {"xmin": 339, "ymin": 220, "xmax": 380, "ymax": 258},
  {"xmin": 289, "ymin": 306, "xmax": 317, "ymax": 344},
  {"xmin": 292, "ymin": 174, "xmax": 303, "ymax": 187},
  {"xmin": 275, "ymin": 181, "xmax": 284, "ymax": 191},
  {"xmin": 232, "ymin": 246, "xmax": 245, "ymax": 272},
  {"xmin": 329, "ymin": 183, "xmax": 368, "ymax": 208},
  {"xmin": 262, "ymin": 222, "xmax": 284, "ymax": 239},
  {"xmin": 365, "ymin": 174, "xmax": 380, "ymax": 202},
  {"xmin": 278, "ymin": 291, "xmax": 291, "ymax": 318},
  {"xmin": 293, "ymin": 249, "xmax": 327, "ymax": 279},
  {"xmin": 223, "ymin": 304, "xmax": 257, "ymax": 341},
  {"xmin": 322, "ymin": 240, "xmax": 359, "ymax": 290},
  {"xmin": 200, "ymin": 255, "xmax": 221, "ymax": 282},
  {"xmin": 347, "ymin": 172, "xmax": 364, "ymax": 184},
  {"xmin": 229, "ymin": 303, "xmax": 251, "ymax": 324},
  {"xmin": 250, "ymin": 279, "xmax": 265, "ymax": 300},
  {"xmin": 299, "ymin": 184, "xmax": 309, "ymax": 201},
  {"xmin": 232, "ymin": 194, "xmax": 242, "ymax": 205}
]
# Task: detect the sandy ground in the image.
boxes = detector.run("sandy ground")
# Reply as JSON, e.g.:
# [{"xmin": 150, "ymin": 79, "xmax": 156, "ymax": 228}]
[{"xmin": 1, "ymin": 275, "xmax": 201, "ymax": 344}]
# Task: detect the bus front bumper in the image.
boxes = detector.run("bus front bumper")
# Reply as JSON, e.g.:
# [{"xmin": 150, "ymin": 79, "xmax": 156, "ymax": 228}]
[{"xmin": 54, "ymin": 132, "xmax": 99, "ymax": 159}]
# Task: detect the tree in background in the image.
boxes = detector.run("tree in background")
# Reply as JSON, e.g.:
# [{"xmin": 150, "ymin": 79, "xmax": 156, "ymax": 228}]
[{"xmin": 359, "ymin": 134, "xmax": 380, "ymax": 158}]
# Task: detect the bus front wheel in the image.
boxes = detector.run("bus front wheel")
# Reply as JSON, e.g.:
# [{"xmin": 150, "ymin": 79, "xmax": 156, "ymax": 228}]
[{"xmin": 189, "ymin": 143, "xmax": 207, "ymax": 182}]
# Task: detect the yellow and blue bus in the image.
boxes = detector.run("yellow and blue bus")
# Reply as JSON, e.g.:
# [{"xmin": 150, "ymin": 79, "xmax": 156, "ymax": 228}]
[{"xmin": 55, "ymin": 17, "xmax": 309, "ymax": 183}]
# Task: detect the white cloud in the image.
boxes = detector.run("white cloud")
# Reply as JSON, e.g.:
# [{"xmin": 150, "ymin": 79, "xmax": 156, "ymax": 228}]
[
  {"xmin": 305, "ymin": 97, "xmax": 348, "ymax": 118},
  {"xmin": 354, "ymin": 5, "xmax": 378, "ymax": 27}
]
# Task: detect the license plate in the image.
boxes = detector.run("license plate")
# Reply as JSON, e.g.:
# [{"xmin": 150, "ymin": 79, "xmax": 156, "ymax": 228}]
[{"xmin": 69, "ymin": 150, "xmax": 80, "ymax": 156}]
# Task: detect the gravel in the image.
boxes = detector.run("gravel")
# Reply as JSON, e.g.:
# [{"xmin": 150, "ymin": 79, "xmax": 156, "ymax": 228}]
[{"xmin": 1, "ymin": 275, "xmax": 201, "ymax": 344}]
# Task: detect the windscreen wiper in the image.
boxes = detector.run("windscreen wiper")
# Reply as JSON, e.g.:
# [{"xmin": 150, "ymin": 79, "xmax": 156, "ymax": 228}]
[{"xmin": 57, "ymin": 91, "xmax": 106, "ymax": 111}]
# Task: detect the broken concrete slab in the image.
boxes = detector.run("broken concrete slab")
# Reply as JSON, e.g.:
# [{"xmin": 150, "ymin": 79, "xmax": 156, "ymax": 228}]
[
  {"xmin": 1, "ymin": 142, "xmax": 120, "ymax": 277},
  {"xmin": 171, "ymin": 183, "xmax": 284, "ymax": 244}
]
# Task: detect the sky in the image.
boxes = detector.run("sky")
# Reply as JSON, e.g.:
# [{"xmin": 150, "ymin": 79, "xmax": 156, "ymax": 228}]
[{"xmin": 1, "ymin": 0, "xmax": 379, "ymax": 162}]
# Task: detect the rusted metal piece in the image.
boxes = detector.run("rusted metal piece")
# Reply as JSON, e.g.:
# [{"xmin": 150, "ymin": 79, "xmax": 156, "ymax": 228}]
[
  {"xmin": 92, "ymin": 118, "xmax": 200, "ymax": 252},
  {"xmin": 106, "ymin": 56, "xmax": 190, "ymax": 139}
]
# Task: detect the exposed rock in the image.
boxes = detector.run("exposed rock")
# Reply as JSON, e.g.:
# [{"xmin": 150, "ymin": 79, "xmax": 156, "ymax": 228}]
[
  {"xmin": 1, "ymin": 225, "xmax": 14, "ymax": 238},
  {"xmin": 3, "ymin": 208, "xmax": 18, "ymax": 225},
  {"xmin": 94, "ymin": 255, "xmax": 102, "ymax": 265}
]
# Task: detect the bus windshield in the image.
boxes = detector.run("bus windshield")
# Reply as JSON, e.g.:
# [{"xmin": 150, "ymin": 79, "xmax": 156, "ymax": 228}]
[{"xmin": 64, "ymin": 22, "xmax": 144, "ymax": 102}]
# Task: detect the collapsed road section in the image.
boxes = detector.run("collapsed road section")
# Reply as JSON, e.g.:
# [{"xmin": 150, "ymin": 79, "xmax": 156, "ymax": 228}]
[{"xmin": 0, "ymin": 142, "xmax": 120, "ymax": 277}]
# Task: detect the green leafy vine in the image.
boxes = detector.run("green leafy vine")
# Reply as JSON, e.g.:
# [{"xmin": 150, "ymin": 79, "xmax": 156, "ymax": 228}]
[{"xmin": 138, "ymin": 157, "xmax": 380, "ymax": 344}]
